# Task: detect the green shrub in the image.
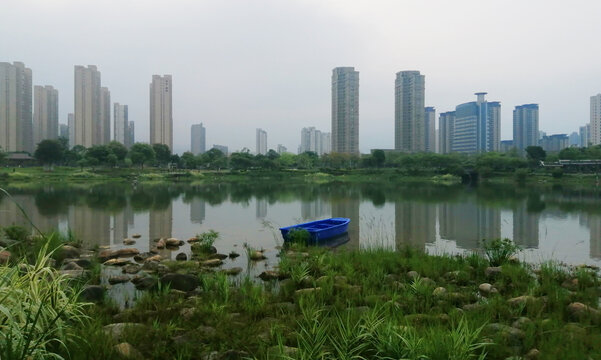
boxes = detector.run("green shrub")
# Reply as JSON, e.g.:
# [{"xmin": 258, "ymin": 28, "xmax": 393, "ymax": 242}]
[
  {"xmin": 551, "ymin": 168, "xmax": 564, "ymax": 179},
  {"xmin": 2, "ymin": 225, "xmax": 30, "ymax": 242},
  {"xmin": 481, "ymin": 238, "xmax": 521, "ymax": 266},
  {"xmin": 191, "ymin": 230, "xmax": 219, "ymax": 253},
  {"xmin": 514, "ymin": 168, "xmax": 529, "ymax": 183},
  {"xmin": 288, "ymin": 228, "xmax": 311, "ymax": 245}
]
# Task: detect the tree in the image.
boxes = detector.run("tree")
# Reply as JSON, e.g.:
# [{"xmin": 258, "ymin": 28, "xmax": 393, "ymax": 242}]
[
  {"xmin": 230, "ymin": 151, "xmax": 254, "ymax": 170},
  {"xmin": 85, "ymin": 145, "xmax": 110, "ymax": 167},
  {"xmin": 129, "ymin": 143, "xmax": 156, "ymax": 168},
  {"xmin": 0, "ymin": 147, "xmax": 6, "ymax": 165},
  {"xmin": 108, "ymin": 141, "xmax": 128, "ymax": 162},
  {"xmin": 34, "ymin": 139, "xmax": 64, "ymax": 169},
  {"xmin": 525, "ymin": 146, "xmax": 546, "ymax": 163},
  {"xmin": 372, "ymin": 150, "xmax": 385, "ymax": 168},
  {"xmin": 152, "ymin": 144, "xmax": 171, "ymax": 165},
  {"xmin": 199, "ymin": 148, "xmax": 227, "ymax": 170},
  {"xmin": 180, "ymin": 152, "xmax": 197, "ymax": 169}
]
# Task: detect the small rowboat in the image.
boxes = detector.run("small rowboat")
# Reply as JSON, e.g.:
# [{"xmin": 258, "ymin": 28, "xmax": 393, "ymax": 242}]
[{"xmin": 279, "ymin": 217, "xmax": 350, "ymax": 243}]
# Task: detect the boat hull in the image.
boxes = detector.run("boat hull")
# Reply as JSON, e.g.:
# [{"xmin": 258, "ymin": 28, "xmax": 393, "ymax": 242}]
[{"xmin": 279, "ymin": 217, "xmax": 350, "ymax": 243}]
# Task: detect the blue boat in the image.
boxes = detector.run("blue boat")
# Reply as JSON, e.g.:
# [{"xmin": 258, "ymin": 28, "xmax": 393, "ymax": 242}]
[{"xmin": 279, "ymin": 217, "xmax": 350, "ymax": 243}]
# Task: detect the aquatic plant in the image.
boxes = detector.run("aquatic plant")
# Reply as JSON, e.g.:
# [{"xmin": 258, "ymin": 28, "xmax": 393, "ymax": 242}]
[{"xmin": 481, "ymin": 238, "xmax": 521, "ymax": 266}]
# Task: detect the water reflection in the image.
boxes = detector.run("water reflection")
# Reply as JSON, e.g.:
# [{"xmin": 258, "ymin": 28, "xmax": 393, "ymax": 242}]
[{"xmin": 1, "ymin": 182, "xmax": 601, "ymax": 265}]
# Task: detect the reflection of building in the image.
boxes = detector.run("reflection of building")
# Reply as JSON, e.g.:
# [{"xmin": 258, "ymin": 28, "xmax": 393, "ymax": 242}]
[
  {"xmin": 0, "ymin": 195, "xmax": 59, "ymax": 236},
  {"xmin": 439, "ymin": 202, "xmax": 501, "ymax": 249},
  {"xmin": 112, "ymin": 203, "xmax": 133, "ymax": 245},
  {"xmin": 301, "ymin": 198, "xmax": 331, "ymax": 220},
  {"xmin": 512, "ymin": 202, "xmax": 539, "ymax": 248},
  {"xmin": 395, "ymin": 202, "xmax": 436, "ymax": 251},
  {"xmin": 581, "ymin": 214, "xmax": 601, "ymax": 260},
  {"xmin": 331, "ymin": 198, "xmax": 360, "ymax": 249},
  {"xmin": 256, "ymin": 198, "xmax": 267, "ymax": 219},
  {"xmin": 149, "ymin": 205, "xmax": 173, "ymax": 241},
  {"xmin": 190, "ymin": 198, "xmax": 206, "ymax": 224},
  {"xmin": 69, "ymin": 206, "xmax": 110, "ymax": 248}
]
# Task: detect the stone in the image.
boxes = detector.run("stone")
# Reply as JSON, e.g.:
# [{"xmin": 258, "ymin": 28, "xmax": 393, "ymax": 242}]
[
  {"xmin": 407, "ymin": 271, "xmax": 419, "ymax": 279},
  {"xmin": 525, "ymin": 348, "xmax": 540, "ymax": 359},
  {"xmin": 249, "ymin": 250, "xmax": 266, "ymax": 261},
  {"xmin": 123, "ymin": 238, "xmax": 136, "ymax": 245},
  {"xmin": 59, "ymin": 269, "xmax": 89, "ymax": 279},
  {"xmin": 421, "ymin": 277, "xmax": 436, "ymax": 287},
  {"xmin": 180, "ymin": 307, "xmax": 196, "ymax": 321},
  {"xmin": 156, "ymin": 238, "xmax": 166, "ymax": 249},
  {"xmin": 160, "ymin": 273, "xmax": 200, "ymax": 292},
  {"xmin": 462, "ymin": 303, "xmax": 482, "ymax": 312},
  {"xmin": 209, "ymin": 253, "xmax": 228, "ymax": 260},
  {"xmin": 567, "ymin": 302, "xmax": 601, "ymax": 322},
  {"xmin": 485, "ymin": 266, "xmax": 503, "ymax": 278},
  {"xmin": 479, "ymin": 283, "xmax": 496, "ymax": 296},
  {"xmin": 0, "ymin": 250, "xmax": 11, "ymax": 264},
  {"xmin": 109, "ymin": 275, "xmax": 130, "ymax": 285},
  {"xmin": 484, "ymin": 323, "xmax": 525, "ymax": 344},
  {"xmin": 80, "ymin": 285, "xmax": 105, "ymax": 302},
  {"xmin": 175, "ymin": 252, "xmax": 187, "ymax": 261},
  {"xmin": 145, "ymin": 254, "xmax": 162, "ymax": 263},
  {"xmin": 197, "ymin": 325, "xmax": 217, "ymax": 337},
  {"xmin": 187, "ymin": 236, "xmax": 199, "ymax": 243},
  {"xmin": 202, "ymin": 259, "xmax": 223, "ymax": 267},
  {"xmin": 72, "ymin": 258, "xmax": 92, "ymax": 269},
  {"xmin": 295, "ymin": 287, "xmax": 322, "ymax": 296},
  {"xmin": 133, "ymin": 276, "xmax": 157, "ymax": 291},
  {"xmin": 229, "ymin": 251, "xmax": 240, "ymax": 259},
  {"xmin": 60, "ymin": 245, "xmax": 81, "ymax": 259},
  {"xmin": 561, "ymin": 278, "xmax": 579, "ymax": 291},
  {"xmin": 103, "ymin": 258, "xmax": 132, "ymax": 266},
  {"xmin": 98, "ymin": 248, "xmax": 140, "ymax": 262},
  {"xmin": 268, "ymin": 345, "xmax": 298, "ymax": 357},
  {"xmin": 103, "ymin": 323, "xmax": 145, "ymax": 341},
  {"xmin": 223, "ymin": 267, "xmax": 243, "ymax": 276},
  {"xmin": 166, "ymin": 238, "xmax": 181, "ymax": 247},
  {"xmin": 132, "ymin": 234, "xmax": 142, "ymax": 239},
  {"xmin": 512, "ymin": 317, "xmax": 533, "ymax": 329},
  {"xmin": 62, "ymin": 261, "xmax": 83, "ymax": 271},
  {"xmin": 122, "ymin": 264, "xmax": 142, "ymax": 274},
  {"xmin": 113, "ymin": 342, "xmax": 143, "ymax": 359},
  {"xmin": 432, "ymin": 287, "xmax": 447, "ymax": 297},
  {"xmin": 507, "ymin": 295, "xmax": 537, "ymax": 307},
  {"xmin": 259, "ymin": 270, "xmax": 287, "ymax": 281}
]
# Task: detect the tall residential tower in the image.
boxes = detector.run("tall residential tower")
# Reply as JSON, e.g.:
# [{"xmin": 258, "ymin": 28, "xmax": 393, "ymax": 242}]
[
  {"xmin": 191, "ymin": 123, "xmax": 206, "ymax": 155},
  {"xmin": 438, "ymin": 111, "xmax": 455, "ymax": 154},
  {"xmin": 33, "ymin": 85, "xmax": 59, "ymax": 146},
  {"xmin": 114, "ymin": 103, "xmax": 129, "ymax": 146},
  {"xmin": 74, "ymin": 65, "xmax": 101, "ymax": 148},
  {"xmin": 256, "ymin": 128, "xmax": 267, "ymax": 155},
  {"xmin": 591, "ymin": 94, "xmax": 601, "ymax": 146},
  {"xmin": 452, "ymin": 92, "xmax": 500, "ymax": 154},
  {"xmin": 0, "ymin": 62, "xmax": 33, "ymax": 153},
  {"xmin": 331, "ymin": 67, "xmax": 359, "ymax": 154},
  {"xmin": 513, "ymin": 104, "xmax": 539, "ymax": 152},
  {"xmin": 149, "ymin": 75, "xmax": 173, "ymax": 150},
  {"xmin": 394, "ymin": 71, "xmax": 425, "ymax": 152}
]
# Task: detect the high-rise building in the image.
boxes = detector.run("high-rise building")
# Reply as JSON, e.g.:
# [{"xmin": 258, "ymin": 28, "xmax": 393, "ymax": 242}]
[
  {"xmin": 438, "ymin": 111, "xmax": 455, "ymax": 154},
  {"xmin": 277, "ymin": 144, "xmax": 287, "ymax": 154},
  {"xmin": 331, "ymin": 67, "xmax": 359, "ymax": 154},
  {"xmin": 256, "ymin": 128, "xmax": 267, "ymax": 155},
  {"xmin": 59, "ymin": 124, "xmax": 69, "ymax": 139},
  {"xmin": 513, "ymin": 104, "xmax": 539, "ymax": 153},
  {"xmin": 300, "ymin": 127, "xmax": 331, "ymax": 155},
  {"xmin": 149, "ymin": 75, "xmax": 173, "ymax": 150},
  {"xmin": 569, "ymin": 132, "xmax": 580, "ymax": 147},
  {"xmin": 452, "ymin": 92, "xmax": 500, "ymax": 154},
  {"xmin": 394, "ymin": 71, "xmax": 425, "ymax": 152},
  {"xmin": 591, "ymin": 94, "xmax": 601, "ymax": 146},
  {"xmin": 424, "ymin": 106, "xmax": 435, "ymax": 152},
  {"xmin": 191, "ymin": 123, "xmax": 206, "ymax": 155},
  {"xmin": 540, "ymin": 134, "xmax": 569, "ymax": 152},
  {"xmin": 74, "ymin": 65, "xmax": 101, "ymax": 148},
  {"xmin": 99, "ymin": 87, "xmax": 110, "ymax": 144},
  {"xmin": 580, "ymin": 124, "xmax": 590, "ymax": 147},
  {"xmin": 0, "ymin": 61, "xmax": 33, "ymax": 153},
  {"xmin": 127, "ymin": 121, "xmax": 135, "ymax": 147},
  {"xmin": 67, "ymin": 113, "xmax": 74, "ymax": 148},
  {"xmin": 33, "ymin": 85, "xmax": 59, "ymax": 147},
  {"xmin": 113, "ymin": 103, "xmax": 128, "ymax": 145},
  {"xmin": 212, "ymin": 144, "xmax": 228, "ymax": 155}
]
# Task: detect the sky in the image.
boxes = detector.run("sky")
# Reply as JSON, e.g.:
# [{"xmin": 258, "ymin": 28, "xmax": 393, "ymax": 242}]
[{"xmin": 2, "ymin": 0, "xmax": 601, "ymax": 154}]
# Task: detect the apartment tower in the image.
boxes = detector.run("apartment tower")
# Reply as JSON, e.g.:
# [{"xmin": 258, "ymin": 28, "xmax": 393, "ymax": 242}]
[
  {"xmin": 74, "ymin": 65, "xmax": 101, "ymax": 148},
  {"xmin": 331, "ymin": 67, "xmax": 359, "ymax": 154},
  {"xmin": 114, "ymin": 103, "xmax": 129, "ymax": 146},
  {"xmin": 0, "ymin": 62, "xmax": 33, "ymax": 153},
  {"xmin": 439, "ymin": 111, "xmax": 456, "ymax": 154},
  {"xmin": 424, "ymin": 106, "xmax": 435, "ymax": 152},
  {"xmin": 452, "ymin": 92, "xmax": 500, "ymax": 154},
  {"xmin": 394, "ymin": 71, "xmax": 425, "ymax": 152},
  {"xmin": 191, "ymin": 123, "xmax": 206, "ymax": 155},
  {"xmin": 33, "ymin": 85, "xmax": 59, "ymax": 146},
  {"xmin": 513, "ymin": 104, "xmax": 539, "ymax": 152},
  {"xmin": 256, "ymin": 128, "xmax": 267, "ymax": 155},
  {"xmin": 149, "ymin": 75, "xmax": 173, "ymax": 150},
  {"xmin": 99, "ymin": 87, "xmax": 110, "ymax": 144},
  {"xmin": 591, "ymin": 94, "xmax": 601, "ymax": 146}
]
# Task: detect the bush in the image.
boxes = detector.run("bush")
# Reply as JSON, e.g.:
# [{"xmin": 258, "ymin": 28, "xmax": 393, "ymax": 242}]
[
  {"xmin": 481, "ymin": 238, "xmax": 521, "ymax": 266},
  {"xmin": 191, "ymin": 230, "xmax": 219, "ymax": 253},
  {"xmin": 514, "ymin": 168, "xmax": 529, "ymax": 183},
  {"xmin": 551, "ymin": 168, "xmax": 564, "ymax": 179},
  {"xmin": 287, "ymin": 228, "xmax": 311, "ymax": 245},
  {"xmin": 2, "ymin": 225, "xmax": 29, "ymax": 242}
]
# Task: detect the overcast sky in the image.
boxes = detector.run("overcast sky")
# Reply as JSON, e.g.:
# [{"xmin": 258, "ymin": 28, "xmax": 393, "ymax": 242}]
[{"xmin": 2, "ymin": 0, "xmax": 601, "ymax": 154}]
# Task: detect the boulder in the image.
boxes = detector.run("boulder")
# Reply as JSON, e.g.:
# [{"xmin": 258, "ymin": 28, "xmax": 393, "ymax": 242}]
[
  {"xmin": 109, "ymin": 275, "xmax": 130, "ymax": 285},
  {"xmin": 407, "ymin": 271, "xmax": 419, "ymax": 280},
  {"xmin": 249, "ymin": 250, "xmax": 266, "ymax": 261},
  {"xmin": 166, "ymin": 238, "xmax": 182, "ymax": 247},
  {"xmin": 484, "ymin": 323, "xmax": 525, "ymax": 345},
  {"xmin": 59, "ymin": 269, "xmax": 89, "ymax": 279},
  {"xmin": 209, "ymin": 253, "xmax": 228, "ymax": 260},
  {"xmin": 103, "ymin": 323, "xmax": 145, "ymax": 341},
  {"xmin": 485, "ymin": 266, "xmax": 503, "ymax": 278},
  {"xmin": 60, "ymin": 245, "xmax": 81, "ymax": 259},
  {"xmin": 201, "ymin": 259, "xmax": 223, "ymax": 267},
  {"xmin": 113, "ymin": 342, "xmax": 143, "ymax": 359},
  {"xmin": 259, "ymin": 270, "xmax": 287, "ymax": 281},
  {"xmin": 175, "ymin": 252, "xmax": 187, "ymax": 261},
  {"xmin": 156, "ymin": 238, "xmax": 166, "ymax": 249},
  {"xmin": 561, "ymin": 278, "xmax": 579, "ymax": 291},
  {"xmin": 103, "ymin": 258, "xmax": 132, "ymax": 266},
  {"xmin": 512, "ymin": 317, "xmax": 533, "ymax": 329},
  {"xmin": 567, "ymin": 302, "xmax": 601, "ymax": 322},
  {"xmin": 132, "ymin": 276, "xmax": 157, "ymax": 291},
  {"xmin": 123, "ymin": 238, "xmax": 136, "ymax": 245},
  {"xmin": 478, "ymin": 283, "xmax": 497, "ymax": 296},
  {"xmin": 0, "ymin": 250, "xmax": 11, "ymax": 264},
  {"xmin": 507, "ymin": 295, "xmax": 537, "ymax": 307},
  {"xmin": 228, "ymin": 251, "xmax": 240, "ymax": 259},
  {"xmin": 525, "ymin": 348, "xmax": 540, "ymax": 359},
  {"xmin": 160, "ymin": 273, "xmax": 200, "ymax": 292},
  {"xmin": 98, "ymin": 248, "xmax": 139, "ymax": 262},
  {"xmin": 72, "ymin": 258, "xmax": 92, "ymax": 269},
  {"xmin": 223, "ymin": 267, "xmax": 243, "ymax": 276},
  {"xmin": 432, "ymin": 287, "xmax": 447, "ymax": 297},
  {"xmin": 132, "ymin": 234, "xmax": 141, "ymax": 239},
  {"xmin": 61, "ymin": 261, "xmax": 83, "ymax": 271},
  {"xmin": 122, "ymin": 264, "xmax": 142, "ymax": 274},
  {"xmin": 80, "ymin": 285, "xmax": 105, "ymax": 302},
  {"xmin": 144, "ymin": 254, "xmax": 162, "ymax": 263},
  {"xmin": 295, "ymin": 287, "xmax": 322, "ymax": 296}
]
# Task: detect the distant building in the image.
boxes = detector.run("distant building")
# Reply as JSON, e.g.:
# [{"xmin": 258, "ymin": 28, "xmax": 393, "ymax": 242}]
[
  {"xmin": 538, "ymin": 130, "xmax": 546, "ymax": 140},
  {"xmin": 59, "ymin": 124, "xmax": 69, "ymax": 139},
  {"xmin": 591, "ymin": 94, "xmax": 601, "ymax": 145},
  {"xmin": 191, "ymin": 123, "xmax": 206, "ymax": 155},
  {"xmin": 452, "ymin": 92, "xmax": 500, "ymax": 154},
  {"xmin": 67, "ymin": 113, "xmax": 74, "ymax": 148},
  {"xmin": 438, "ymin": 111, "xmax": 455, "ymax": 154},
  {"xmin": 114, "ymin": 103, "xmax": 128, "ymax": 146},
  {"xmin": 424, "ymin": 107, "xmax": 435, "ymax": 152},
  {"xmin": 540, "ymin": 134, "xmax": 569, "ymax": 152},
  {"xmin": 0, "ymin": 61, "xmax": 33, "ymax": 153},
  {"xmin": 300, "ymin": 127, "xmax": 331, "ymax": 155},
  {"xmin": 394, "ymin": 71, "xmax": 425, "ymax": 152},
  {"xmin": 331, "ymin": 67, "xmax": 359, "ymax": 154},
  {"xmin": 569, "ymin": 132, "xmax": 580, "ymax": 147},
  {"xmin": 500, "ymin": 140, "xmax": 514, "ymax": 153},
  {"xmin": 513, "ymin": 104, "xmax": 539, "ymax": 153},
  {"xmin": 127, "ymin": 121, "xmax": 135, "ymax": 147},
  {"xmin": 150, "ymin": 75, "xmax": 173, "ymax": 150},
  {"xmin": 277, "ymin": 144, "xmax": 287, "ymax": 154},
  {"xmin": 33, "ymin": 85, "xmax": 59, "ymax": 146},
  {"xmin": 99, "ymin": 87, "xmax": 110, "ymax": 144},
  {"xmin": 212, "ymin": 144, "xmax": 228, "ymax": 156},
  {"xmin": 256, "ymin": 128, "xmax": 267, "ymax": 155},
  {"xmin": 74, "ymin": 65, "xmax": 101, "ymax": 148},
  {"xmin": 580, "ymin": 124, "xmax": 590, "ymax": 147}
]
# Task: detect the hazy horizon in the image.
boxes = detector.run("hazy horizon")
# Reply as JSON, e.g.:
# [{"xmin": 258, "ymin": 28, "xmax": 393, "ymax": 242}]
[{"xmin": 2, "ymin": 0, "xmax": 601, "ymax": 154}]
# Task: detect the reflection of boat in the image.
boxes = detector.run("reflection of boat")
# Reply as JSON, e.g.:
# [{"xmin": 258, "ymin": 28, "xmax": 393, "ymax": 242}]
[{"xmin": 280, "ymin": 217, "xmax": 350, "ymax": 243}]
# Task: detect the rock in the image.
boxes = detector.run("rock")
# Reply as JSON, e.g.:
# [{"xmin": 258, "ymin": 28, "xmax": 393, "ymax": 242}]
[
  {"xmin": 484, "ymin": 323, "xmax": 525, "ymax": 344},
  {"xmin": 223, "ymin": 267, "xmax": 243, "ymax": 276},
  {"xmin": 512, "ymin": 317, "xmax": 533, "ymax": 329},
  {"xmin": 432, "ymin": 287, "xmax": 447, "ymax": 297},
  {"xmin": 507, "ymin": 295, "xmax": 537, "ymax": 307},
  {"xmin": 197, "ymin": 325, "xmax": 217, "ymax": 337},
  {"xmin": 59, "ymin": 269, "xmax": 89, "ymax": 279},
  {"xmin": 0, "ymin": 250, "xmax": 11, "ymax": 264},
  {"xmin": 133, "ymin": 252, "xmax": 154, "ymax": 263},
  {"xmin": 180, "ymin": 307, "xmax": 196, "ymax": 321},
  {"xmin": 109, "ymin": 275, "xmax": 130, "ymax": 285},
  {"xmin": 216, "ymin": 350, "xmax": 250, "ymax": 360},
  {"xmin": 62, "ymin": 261, "xmax": 83, "ymax": 271},
  {"xmin": 229, "ymin": 251, "xmax": 240, "ymax": 259},
  {"xmin": 259, "ymin": 270, "xmax": 287, "ymax": 281},
  {"xmin": 71, "ymin": 258, "xmax": 92, "ymax": 269},
  {"xmin": 103, "ymin": 323, "xmax": 145, "ymax": 341},
  {"xmin": 561, "ymin": 278, "xmax": 579, "ymax": 291},
  {"xmin": 407, "ymin": 270, "xmax": 419, "ymax": 279},
  {"xmin": 202, "ymin": 259, "xmax": 223, "ymax": 267},
  {"xmin": 166, "ymin": 238, "xmax": 182, "ymax": 247},
  {"xmin": 123, "ymin": 238, "xmax": 136, "ymax": 245},
  {"xmin": 145, "ymin": 254, "xmax": 162, "ymax": 263},
  {"xmin": 567, "ymin": 302, "xmax": 601, "ymax": 322},
  {"xmin": 156, "ymin": 238, "xmax": 166, "ymax": 249},
  {"xmin": 300, "ymin": 275, "xmax": 315, "ymax": 288},
  {"xmin": 478, "ymin": 283, "xmax": 497, "ymax": 296},
  {"xmin": 268, "ymin": 345, "xmax": 298, "ymax": 357},
  {"xmin": 209, "ymin": 253, "xmax": 228, "ymax": 260},
  {"xmin": 421, "ymin": 277, "xmax": 436, "ymax": 287},
  {"xmin": 249, "ymin": 250, "xmax": 266, "ymax": 261},
  {"xmin": 295, "ymin": 287, "xmax": 322, "ymax": 296},
  {"xmin": 175, "ymin": 252, "xmax": 187, "ymax": 261},
  {"xmin": 485, "ymin": 266, "xmax": 503, "ymax": 278},
  {"xmin": 462, "ymin": 303, "xmax": 482, "ymax": 312},
  {"xmin": 113, "ymin": 342, "xmax": 143, "ymax": 359},
  {"xmin": 132, "ymin": 234, "xmax": 141, "ymax": 239},
  {"xmin": 80, "ymin": 285, "xmax": 105, "ymax": 302},
  {"xmin": 525, "ymin": 348, "xmax": 540, "ymax": 359},
  {"xmin": 187, "ymin": 236, "xmax": 199, "ymax": 243},
  {"xmin": 508, "ymin": 255, "xmax": 520, "ymax": 264},
  {"xmin": 98, "ymin": 248, "xmax": 140, "ymax": 262},
  {"xmin": 133, "ymin": 276, "xmax": 157, "ymax": 291},
  {"xmin": 60, "ymin": 245, "xmax": 81, "ymax": 259},
  {"xmin": 122, "ymin": 264, "xmax": 142, "ymax": 274},
  {"xmin": 160, "ymin": 273, "xmax": 200, "ymax": 292},
  {"xmin": 103, "ymin": 258, "xmax": 132, "ymax": 266}
]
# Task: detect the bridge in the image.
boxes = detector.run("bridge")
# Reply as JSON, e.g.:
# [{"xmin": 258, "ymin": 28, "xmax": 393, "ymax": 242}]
[{"xmin": 540, "ymin": 160, "xmax": 601, "ymax": 172}]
